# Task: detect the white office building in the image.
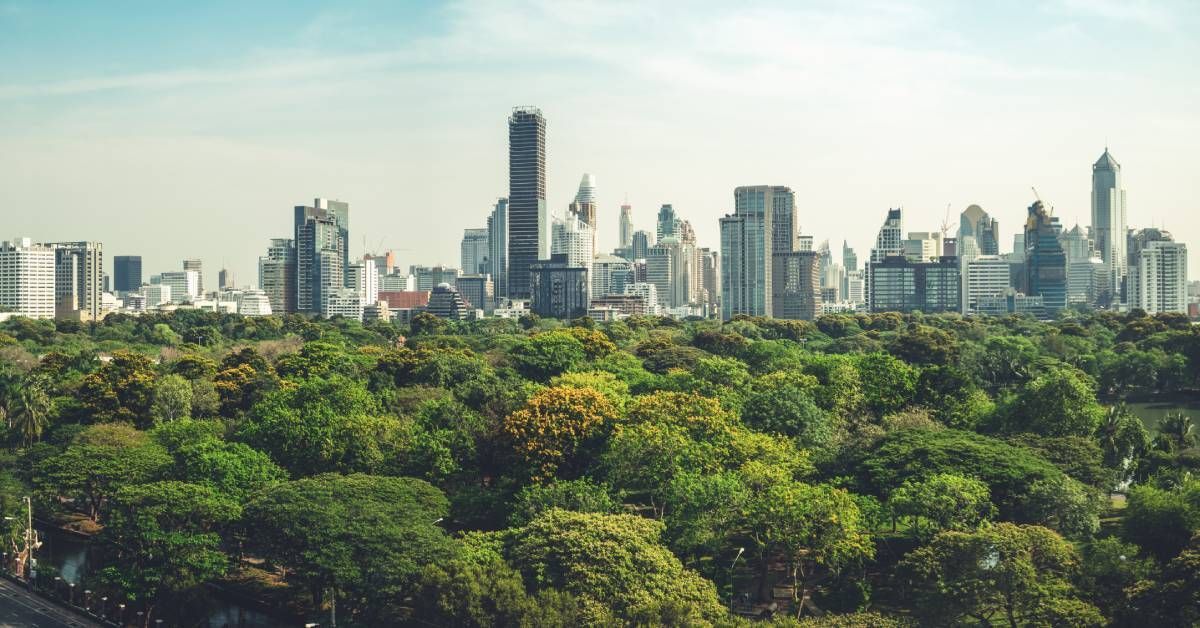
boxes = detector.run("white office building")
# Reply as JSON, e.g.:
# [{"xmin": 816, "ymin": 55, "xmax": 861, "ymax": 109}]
[
  {"xmin": 238, "ymin": 290, "xmax": 274, "ymax": 317},
  {"xmin": 144, "ymin": 284, "xmax": 172, "ymax": 307},
  {"xmin": 159, "ymin": 270, "xmax": 200, "ymax": 303},
  {"xmin": 1129, "ymin": 241, "xmax": 1188, "ymax": 315},
  {"xmin": 963, "ymin": 255, "xmax": 1011, "ymax": 314},
  {"xmin": 0, "ymin": 238, "xmax": 56, "ymax": 319},
  {"xmin": 348, "ymin": 262, "xmax": 379, "ymax": 307},
  {"xmin": 323, "ymin": 288, "xmax": 364, "ymax": 321}
]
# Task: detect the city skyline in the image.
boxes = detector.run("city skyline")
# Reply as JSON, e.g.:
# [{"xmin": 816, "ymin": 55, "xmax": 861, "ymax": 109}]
[{"xmin": 2, "ymin": 1, "xmax": 1199, "ymax": 283}]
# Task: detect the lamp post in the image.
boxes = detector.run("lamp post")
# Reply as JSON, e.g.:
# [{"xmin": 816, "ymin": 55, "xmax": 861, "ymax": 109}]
[
  {"xmin": 68, "ymin": 582, "xmax": 75, "ymax": 605},
  {"xmin": 729, "ymin": 547, "xmax": 745, "ymax": 613},
  {"xmin": 100, "ymin": 596, "xmax": 108, "ymax": 619}
]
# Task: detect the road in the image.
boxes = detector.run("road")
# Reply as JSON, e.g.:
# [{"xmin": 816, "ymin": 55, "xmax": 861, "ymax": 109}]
[{"xmin": 0, "ymin": 578, "xmax": 100, "ymax": 628}]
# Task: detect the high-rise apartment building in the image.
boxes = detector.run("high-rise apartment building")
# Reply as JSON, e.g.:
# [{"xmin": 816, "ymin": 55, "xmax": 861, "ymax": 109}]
[
  {"xmin": 0, "ymin": 238, "xmax": 56, "ymax": 319},
  {"xmin": 591, "ymin": 253, "xmax": 633, "ymax": 298},
  {"xmin": 44, "ymin": 241, "xmax": 104, "ymax": 320},
  {"xmin": 1129, "ymin": 241, "xmax": 1187, "ymax": 315},
  {"xmin": 295, "ymin": 200, "xmax": 348, "ymax": 313},
  {"xmin": 113, "ymin": 256, "xmax": 142, "ymax": 293},
  {"xmin": 699, "ymin": 248, "xmax": 721, "ymax": 313},
  {"xmin": 1091, "ymin": 149, "xmax": 1127, "ymax": 305},
  {"xmin": 348, "ymin": 261, "xmax": 379, "ymax": 307},
  {"xmin": 962, "ymin": 255, "xmax": 1011, "ymax": 314},
  {"xmin": 903, "ymin": 232, "xmax": 942, "ymax": 262},
  {"xmin": 869, "ymin": 255, "xmax": 960, "ymax": 313},
  {"xmin": 773, "ymin": 250, "xmax": 821, "ymax": 320},
  {"xmin": 568, "ymin": 173, "xmax": 598, "ymax": 252},
  {"xmin": 1025, "ymin": 200, "xmax": 1067, "ymax": 314},
  {"xmin": 455, "ymin": 275, "xmax": 495, "ymax": 313},
  {"xmin": 460, "ymin": 228, "xmax": 490, "ymax": 275},
  {"xmin": 720, "ymin": 185, "xmax": 793, "ymax": 320},
  {"xmin": 487, "ymin": 198, "xmax": 508, "ymax": 298},
  {"xmin": 258, "ymin": 238, "xmax": 296, "ymax": 314},
  {"xmin": 218, "ymin": 268, "xmax": 235, "ymax": 291},
  {"xmin": 411, "ymin": 266, "xmax": 461, "ymax": 291},
  {"xmin": 530, "ymin": 253, "xmax": 588, "ymax": 319},
  {"xmin": 656, "ymin": 204, "xmax": 679, "ymax": 241},
  {"xmin": 551, "ymin": 214, "xmax": 594, "ymax": 291},
  {"xmin": 182, "ymin": 259, "xmax": 203, "ymax": 295},
  {"xmin": 866, "ymin": 208, "xmax": 903, "ymax": 311},
  {"xmin": 619, "ymin": 203, "xmax": 634, "ymax": 250},
  {"xmin": 507, "ymin": 107, "xmax": 547, "ymax": 300},
  {"xmin": 631, "ymin": 230, "xmax": 652, "ymax": 260}
]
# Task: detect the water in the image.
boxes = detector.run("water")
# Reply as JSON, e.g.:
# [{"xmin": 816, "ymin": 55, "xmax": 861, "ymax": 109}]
[
  {"xmin": 1125, "ymin": 399, "xmax": 1200, "ymax": 433},
  {"xmin": 33, "ymin": 526, "xmax": 287, "ymax": 627}
]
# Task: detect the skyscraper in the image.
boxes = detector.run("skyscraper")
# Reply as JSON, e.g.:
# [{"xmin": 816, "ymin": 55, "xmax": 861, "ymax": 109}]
[
  {"xmin": 460, "ymin": 228, "xmax": 490, "ymax": 275},
  {"xmin": 958, "ymin": 205, "xmax": 999, "ymax": 258},
  {"xmin": 618, "ymin": 203, "xmax": 634, "ymax": 250},
  {"xmin": 656, "ymin": 204, "xmax": 679, "ymax": 241},
  {"xmin": 1091, "ymin": 148, "xmax": 1127, "ymax": 305},
  {"xmin": 774, "ymin": 250, "xmax": 821, "ymax": 320},
  {"xmin": 507, "ymin": 107, "xmax": 547, "ymax": 300},
  {"xmin": 113, "ymin": 256, "xmax": 142, "ymax": 293},
  {"xmin": 631, "ymin": 230, "xmax": 652, "ymax": 260},
  {"xmin": 551, "ymin": 214, "xmax": 594, "ymax": 301},
  {"xmin": 487, "ymin": 198, "xmax": 508, "ymax": 299},
  {"xmin": 0, "ymin": 238, "xmax": 56, "ymax": 319},
  {"xmin": 182, "ymin": 259, "xmax": 203, "ymax": 295},
  {"xmin": 218, "ymin": 268, "xmax": 235, "ymax": 291},
  {"xmin": 258, "ymin": 238, "xmax": 296, "ymax": 314},
  {"xmin": 1129, "ymin": 241, "xmax": 1187, "ymax": 315},
  {"xmin": 866, "ymin": 208, "xmax": 903, "ymax": 310},
  {"xmin": 529, "ymin": 254, "xmax": 588, "ymax": 319},
  {"xmin": 295, "ymin": 200, "xmax": 348, "ymax": 313},
  {"xmin": 721, "ymin": 185, "xmax": 792, "ymax": 319},
  {"xmin": 568, "ymin": 173, "xmax": 598, "ymax": 242},
  {"xmin": 44, "ymin": 241, "xmax": 104, "ymax": 320},
  {"xmin": 1025, "ymin": 200, "xmax": 1067, "ymax": 314}
]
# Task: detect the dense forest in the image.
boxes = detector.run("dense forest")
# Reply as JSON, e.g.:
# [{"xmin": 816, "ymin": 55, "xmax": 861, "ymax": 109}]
[{"xmin": 0, "ymin": 308, "xmax": 1197, "ymax": 627}]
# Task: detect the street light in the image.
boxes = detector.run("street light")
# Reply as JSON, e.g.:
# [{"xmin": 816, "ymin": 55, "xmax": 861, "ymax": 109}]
[
  {"xmin": 68, "ymin": 582, "xmax": 75, "ymax": 605},
  {"xmin": 100, "ymin": 596, "xmax": 108, "ymax": 619},
  {"xmin": 729, "ymin": 547, "xmax": 745, "ymax": 613}
]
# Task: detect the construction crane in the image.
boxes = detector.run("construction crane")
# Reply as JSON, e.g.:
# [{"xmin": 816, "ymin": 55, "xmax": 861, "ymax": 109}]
[
  {"xmin": 1031, "ymin": 186, "xmax": 1054, "ymax": 216},
  {"xmin": 939, "ymin": 203, "xmax": 957, "ymax": 240}
]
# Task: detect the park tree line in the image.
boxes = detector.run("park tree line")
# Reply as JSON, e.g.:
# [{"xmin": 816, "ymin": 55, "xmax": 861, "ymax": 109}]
[{"xmin": 0, "ymin": 307, "xmax": 1197, "ymax": 626}]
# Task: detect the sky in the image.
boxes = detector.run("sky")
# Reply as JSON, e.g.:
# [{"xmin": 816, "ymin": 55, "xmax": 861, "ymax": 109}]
[{"xmin": 2, "ymin": 0, "xmax": 1198, "ymax": 285}]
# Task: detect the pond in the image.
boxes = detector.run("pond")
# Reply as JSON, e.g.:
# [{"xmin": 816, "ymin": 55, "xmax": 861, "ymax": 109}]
[
  {"xmin": 1125, "ymin": 399, "xmax": 1200, "ymax": 433},
  {"xmin": 34, "ymin": 527, "xmax": 288, "ymax": 627}
]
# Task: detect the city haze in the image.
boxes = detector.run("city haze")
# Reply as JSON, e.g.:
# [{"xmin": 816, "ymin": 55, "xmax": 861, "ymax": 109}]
[{"xmin": 1, "ymin": 0, "xmax": 1198, "ymax": 282}]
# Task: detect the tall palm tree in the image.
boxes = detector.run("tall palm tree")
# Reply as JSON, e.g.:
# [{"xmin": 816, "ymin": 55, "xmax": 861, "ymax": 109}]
[
  {"xmin": 1153, "ymin": 412, "xmax": 1197, "ymax": 454},
  {"xmin": 1097, "ymin": 403, "xmax": 1148, "ymax": 475},
  {"xmin": 11, "ymin": 381, "xmax": 50, "ymax": 447}
]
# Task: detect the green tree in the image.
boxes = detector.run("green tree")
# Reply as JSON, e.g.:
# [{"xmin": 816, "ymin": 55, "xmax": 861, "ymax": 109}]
[
  {"xmin": 34, "ymin": 424, "xmax": 171, "ymax": 522},
  {"xmin": 78, "ymin": 350, "xmax": 158, "ymax": 425},
  {"xmin": 507, "ymin": 509, "xmax": 726, "ymax": 624},
  {"xmin": 12, "ymin": 374, "xmax": 52, "ymax": 446},
  {"xmin": 236, "ymin": 376, "xmax": 400, "ymax": 476},
  {"xmin": 898, "ymin": 523, "xmax": 1100, "ymax": 628},
  {"xmin": 510, "ymin": 331, "xmax": 587, "ymax": 381},
  {"xmin": 853, "ymin": 353, "xmax": 917, "ymax": 418},
  {"xmin": 888, "ymin": 473, "xmax": 994, "ymax": 537},
  {"xmin": 1122, "ymin": 481, "xmax": 1200, "ymax": 562},
  {"xmin": 97, "ymin": 481, "xmax": 239, "ymax": 624},
  {"xmin": 151, "ymin": 373, "xmax": 193, "ymax": 423},
  {"xmin": 1077, "ymin": 537, "xmax": 1154, "ymax": 619},
  {"xmin": 1001, "ymin": 366, "xmax": 1104, "ymax": 437},
  {"xmin": 747, "ymin": 480, "xmax": 874, "ymax": 616},
  {"xmin": 742, "ymin": 379, "xmax": 837, "ymax": 448},
  {"xmin": 508, "ymin": 478, "xmax": 619, "ymax": 526},
  {"xmin": 1096, "ymin": 403, "xmax": 1150, "ymax": 483},
  {"xmin": 243, "ymin": 474, "xmax": 455, "ymax": 621},
  {"xmin": 171, "ymin": 439, "xmax": 288, "ymax": 501}
]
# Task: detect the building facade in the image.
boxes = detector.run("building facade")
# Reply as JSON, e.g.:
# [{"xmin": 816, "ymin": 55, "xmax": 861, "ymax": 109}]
[
  {"xmin": 1025, "ymin": 200, "xmax": 1067, "ymax": 315},
  {"xmin": 869, "ymin": 255, "xmax": 960, "ymax": 313},
  {"xmin": 772, "ymin": 250, "xmax": 821, "ymax": 320},
  {"xmin": 45, "ymin": 241, "xmax": 104, "ymax": 320},
  {"xmin": 0, "ymin": 238, "xmax": 56, "ymax": 319},
  {"xmin": 1091, "ymin": 149, "xmax": 1128, "ymax": 304},
  {"xmin": 507, "ymin": 107, "xmax": 547, "ymax": 300},
  {"xmin": 258, "ymin": 238, "xmax": 296, "ymax": 314},
  {"xmin": 1129, "ymin": 241, "xmax": 1188, "ymax": 315},
  {"xmin": 721, "ymin": 185, "xmax": 793, "ymax": 319},
  {"xmin": 529, "ymin": 253, "xmax": 588, "ymax": 319},
  {"xmin": 113, "ymin": 255, "xmax": 142, "ymax": 293}
]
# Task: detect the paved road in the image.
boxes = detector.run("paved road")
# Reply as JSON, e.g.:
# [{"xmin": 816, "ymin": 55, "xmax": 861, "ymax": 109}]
[{"xmin": 0, "ymin": 578, "xmax": 99, "ymax": 628}]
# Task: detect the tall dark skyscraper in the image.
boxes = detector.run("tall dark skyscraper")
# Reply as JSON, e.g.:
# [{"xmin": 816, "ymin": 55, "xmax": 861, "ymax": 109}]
[
  {"xmin": 113, "ymin": 255, "xmax": 142, "ymax": 292},
  {"xmin": 1025, "ymin": 199, "xmax": 1067, "ymax": 314},
  {"xmin": 506, "ymin": 107, "xmax": 547, "ymax": 300}
]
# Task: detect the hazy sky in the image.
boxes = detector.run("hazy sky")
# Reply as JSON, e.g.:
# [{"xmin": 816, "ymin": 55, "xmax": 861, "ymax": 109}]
[{"xmin": 2, "ymin": 0, "xmax": 1198, "ymax": 285}]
